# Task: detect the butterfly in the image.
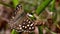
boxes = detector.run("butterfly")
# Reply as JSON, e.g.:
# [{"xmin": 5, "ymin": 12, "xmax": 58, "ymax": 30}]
[{"xmin": 9, "ymin": 4, "xmax": 35, "ymax": 32}]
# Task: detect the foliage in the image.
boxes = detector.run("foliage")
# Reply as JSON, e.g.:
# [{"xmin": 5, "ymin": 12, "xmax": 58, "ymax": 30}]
[{"xmin": 0, "ymin": 0, "xmax": 59, "ymax": 34}]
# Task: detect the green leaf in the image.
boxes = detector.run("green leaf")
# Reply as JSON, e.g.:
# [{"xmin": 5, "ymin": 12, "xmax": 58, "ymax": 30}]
[
  {"xmin": 36, "ymin": 0, "xmax": 52, "ymax": 15},
  {"xmin": 50, "ymin": 0, "xmax": 55, "ymax": 12},
  {"xmin": 11, "ymin": 29, "xmax": 19, "ymax": 34},
  {"xmin": 12, "ymin": 0, "xmax": 19, "ymax": 8}
]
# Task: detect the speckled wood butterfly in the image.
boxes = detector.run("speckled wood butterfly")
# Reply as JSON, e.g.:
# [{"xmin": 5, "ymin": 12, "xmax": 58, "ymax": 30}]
[{"xmin": 9, "ymin": 4, "xmax": 35, "ymax": 32}]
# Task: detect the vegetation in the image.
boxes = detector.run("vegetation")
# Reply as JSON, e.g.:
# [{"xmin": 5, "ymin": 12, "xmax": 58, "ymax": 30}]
[{"xmin": 0, "ymin": 0, "xmax": 60, "ymax": 34}]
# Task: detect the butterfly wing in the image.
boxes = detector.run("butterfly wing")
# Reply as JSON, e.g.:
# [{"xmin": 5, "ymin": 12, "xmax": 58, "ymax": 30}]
[{"xmin": 9, "ymin": 4, "xmax": 35, "ymax": 32}]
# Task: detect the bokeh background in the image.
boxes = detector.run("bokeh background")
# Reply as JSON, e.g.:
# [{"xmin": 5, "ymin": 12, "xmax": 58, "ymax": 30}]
[{"xmin": 0, "ymin": 0, "xmax": 60, "ymax": 34}]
